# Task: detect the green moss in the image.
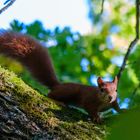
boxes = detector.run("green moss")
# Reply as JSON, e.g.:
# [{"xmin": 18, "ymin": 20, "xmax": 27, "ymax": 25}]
[{"xmin": 0, "ymin": 66, "xmax": 107, "ymax": 139}]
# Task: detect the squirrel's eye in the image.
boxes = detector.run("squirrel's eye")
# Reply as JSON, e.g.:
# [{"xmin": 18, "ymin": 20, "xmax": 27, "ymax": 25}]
[
  {"xmin": 116, "ymin": 90, "xmax": 117, "ymax": 92},
  {"xmin": 101, "ymin": 88, "xmax": 104, "ymax": 92}
]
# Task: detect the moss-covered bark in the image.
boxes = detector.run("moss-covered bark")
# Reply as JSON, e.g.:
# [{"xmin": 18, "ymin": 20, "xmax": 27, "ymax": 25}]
[{"xmin": 0, "ymin": 66, "xmax": 107, "ymax": 140}]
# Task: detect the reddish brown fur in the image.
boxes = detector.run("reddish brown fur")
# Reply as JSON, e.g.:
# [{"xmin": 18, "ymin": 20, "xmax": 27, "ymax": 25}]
[
  {"xmin": 0, "ymin": 31, "xmax": 121, "ymax": 123},
  {"xmin": 0, "ymin": 31, "xmax": 59, "ymax": 88},
  {"xmin": 48, "ymin": 83, "xmax": 120, "ymax": 122}
]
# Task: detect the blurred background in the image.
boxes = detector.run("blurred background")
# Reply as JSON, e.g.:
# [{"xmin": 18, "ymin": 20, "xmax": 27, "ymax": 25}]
[{"xmin": 0, "ymin": 0, "xmax": 140, "ymax": 139}]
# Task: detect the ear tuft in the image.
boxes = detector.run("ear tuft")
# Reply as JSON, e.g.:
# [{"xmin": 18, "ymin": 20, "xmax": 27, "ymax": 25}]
[
  {"xmin": 97, "ymin": 77, "xmax": 104, "ymax": 85},
  {"xmin": 113, "ymin": 76, "xmax": 118, "ymax": 84}
]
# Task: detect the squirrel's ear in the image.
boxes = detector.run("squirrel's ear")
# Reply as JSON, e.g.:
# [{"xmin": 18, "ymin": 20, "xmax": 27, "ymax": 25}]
[
  {"xmin": 97, "ymin": 77, "xmax": 104, "ymax": 85},
  {"xmin": 113, "ymin": 76, "xmax": 118, "ymax": 84}
]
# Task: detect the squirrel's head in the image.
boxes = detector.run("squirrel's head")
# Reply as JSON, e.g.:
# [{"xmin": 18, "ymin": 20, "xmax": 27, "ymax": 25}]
[{"xmin": 97, "ymin": 76, "xmax": 118, "ymax": 103}]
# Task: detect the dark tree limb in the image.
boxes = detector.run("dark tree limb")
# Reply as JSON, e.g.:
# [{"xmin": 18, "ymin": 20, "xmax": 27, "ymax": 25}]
[
  {"xmin": 100, "ymin": 0, "xmax": 105, "ymax": 14},
  {"xmin": 0, "ymin": 0, "xmax": 16, "ymax": 14},
  {"xmin": 117, "ymin": 0, "xmax": 140, "ymax": 83}
]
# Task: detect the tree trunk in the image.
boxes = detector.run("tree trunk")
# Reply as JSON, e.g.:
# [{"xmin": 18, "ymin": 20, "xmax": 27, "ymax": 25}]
[{"xmin": 0, "ymin": 66, "xmax": 107, "ymax": 140}]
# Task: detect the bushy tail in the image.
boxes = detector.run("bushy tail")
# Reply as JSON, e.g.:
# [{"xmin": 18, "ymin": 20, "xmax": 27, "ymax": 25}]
[{"xmin": 0, "ymin": 31, "xmax": 60, "ymax": 89}]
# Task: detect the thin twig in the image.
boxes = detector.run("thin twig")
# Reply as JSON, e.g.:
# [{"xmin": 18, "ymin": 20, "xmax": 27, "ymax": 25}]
[
  {"xmin": 100, "ymin": 0, "xmax": 105, "ymax": 14},
  {"xmin": 132, "ymin": 82, "xmax": 140, "ymax": 96},
  {"xmin": 117, "ymin": 0, "xmax": 140, "ymax": 82},
  {"xmin": 0, "ymin": 0, "xmax": 16, "ymax": 14},
  {"xmin": 129, "ymin": 82, "xmax": 140, "ymax": 106}
]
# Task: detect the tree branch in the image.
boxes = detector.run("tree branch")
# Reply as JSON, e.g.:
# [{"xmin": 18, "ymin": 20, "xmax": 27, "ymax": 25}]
[
  {"xmin": 129, "ymin": 82, "xmax": 140, "ymax": 106},
  {"xmin": 117, "ymin": 0, "xmax": 140, "ymax": 82},
  {"xmin": 100, "ymin": 0, "xmax": 105, "ymax": 14},
  {"xmin": 132, "ymin": 82, "xmax": 140, "ymax": 96},
  {"xmin": 0, "ymin": 0, "xmax": 16, "ymax": 14}
]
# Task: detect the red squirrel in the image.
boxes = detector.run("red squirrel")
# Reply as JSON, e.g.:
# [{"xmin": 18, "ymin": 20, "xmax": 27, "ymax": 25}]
[{"xmin": 0, "ymin": 31, "xmax": 122, "ymax": 123}]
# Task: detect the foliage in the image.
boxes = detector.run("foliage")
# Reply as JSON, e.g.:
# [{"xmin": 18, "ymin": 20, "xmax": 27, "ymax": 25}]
[{"xmin": 106, "ymin": 107, "xmax": 140, "ymax": 140}]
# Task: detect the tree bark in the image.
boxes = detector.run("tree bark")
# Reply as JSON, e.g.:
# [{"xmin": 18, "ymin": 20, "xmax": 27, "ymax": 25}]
[{"xmin": 0, "ymin": 66, "xmax": 107, "ymax": 140}]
